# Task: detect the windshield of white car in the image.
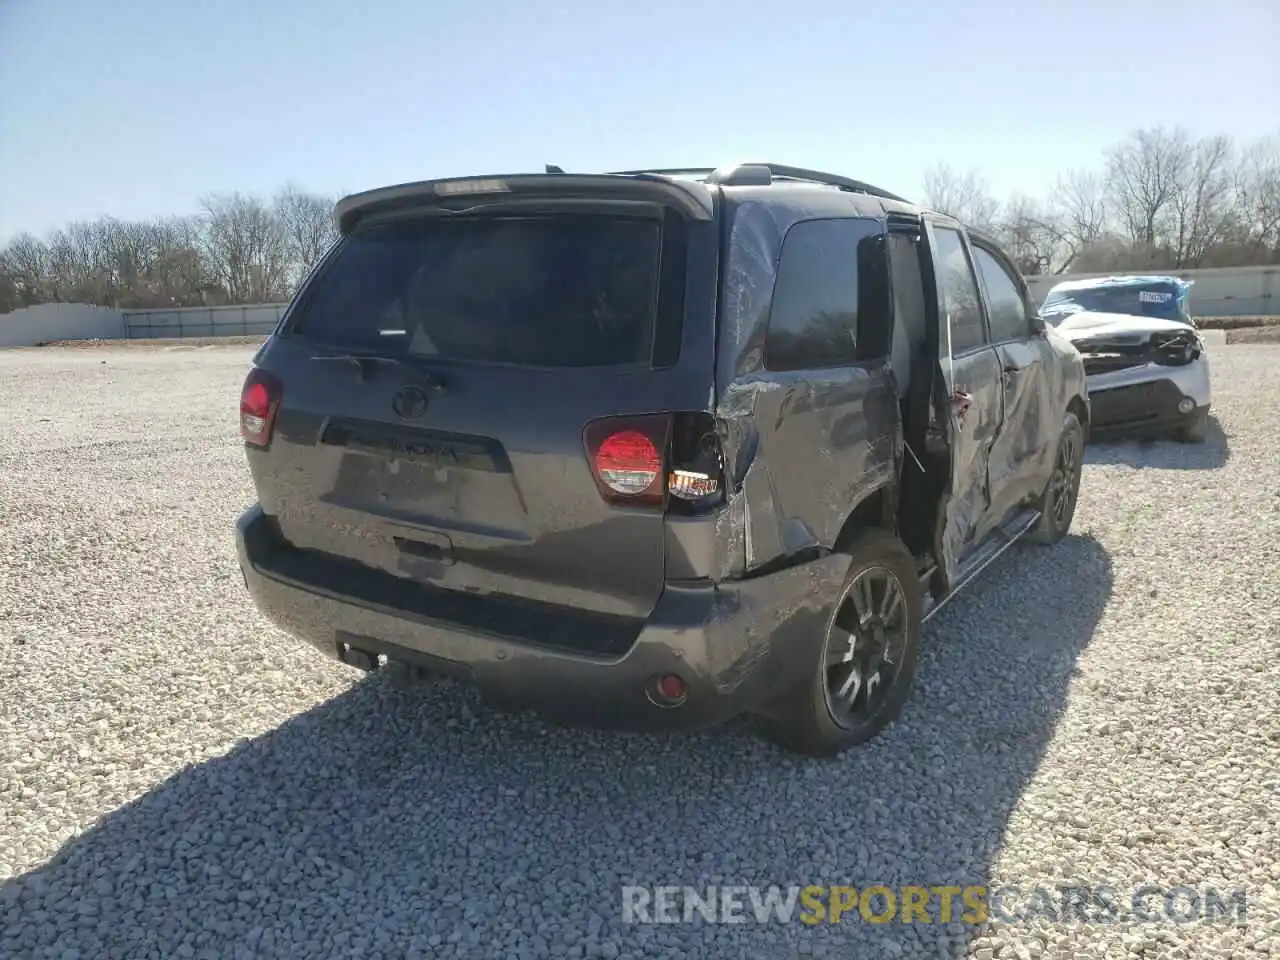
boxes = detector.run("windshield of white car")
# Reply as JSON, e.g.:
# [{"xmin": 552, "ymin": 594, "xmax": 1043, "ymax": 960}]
[{"xmin": 1041, "ymin": 283, "xmax": 1191, "ymax": 324}]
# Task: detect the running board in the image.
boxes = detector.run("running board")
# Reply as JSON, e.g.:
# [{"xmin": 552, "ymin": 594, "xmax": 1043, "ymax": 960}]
[{"xmin": 921, "ymin": 509, "xmax": 1041, "ymax": 624}]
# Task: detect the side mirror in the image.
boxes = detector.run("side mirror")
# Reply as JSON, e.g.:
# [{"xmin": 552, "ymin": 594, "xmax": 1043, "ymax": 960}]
[{"xmin": 1029, "ymin": 312, "xmax": 1047, "ymax": 335}]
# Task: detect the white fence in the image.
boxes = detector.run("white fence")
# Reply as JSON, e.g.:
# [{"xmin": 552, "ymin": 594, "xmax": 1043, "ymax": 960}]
[
  {"xmin": 122, "ymin": 303, "xmax": 288, "ymax": 339},
  {"xmin": 0, "ymin": 303, "xmax": 288, "ymax": 348},
  {"xmin": 0, "ymin": 303, "xmax": 126, "ymax": 347},
  {"xmin": 1024, "ymin": 264, "xmax": 1278, "ymax": 318}
]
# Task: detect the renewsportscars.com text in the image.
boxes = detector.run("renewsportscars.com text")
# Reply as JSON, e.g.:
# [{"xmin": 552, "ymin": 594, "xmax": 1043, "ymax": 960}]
[{"xmin": 620, "ymin": 885, "xmax": 1248, "ymax": 926}]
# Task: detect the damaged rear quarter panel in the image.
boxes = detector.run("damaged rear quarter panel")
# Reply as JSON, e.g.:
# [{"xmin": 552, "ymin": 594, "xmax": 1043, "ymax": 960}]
[{"xmin": 710, "ymin": 198, "xmax": 899, "ymax": 575}]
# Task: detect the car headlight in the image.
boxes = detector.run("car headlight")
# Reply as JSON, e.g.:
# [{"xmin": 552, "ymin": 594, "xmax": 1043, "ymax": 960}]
[{"xmin": 1152, "ymin": 330, "xmax": 1201, "ymax": 366}]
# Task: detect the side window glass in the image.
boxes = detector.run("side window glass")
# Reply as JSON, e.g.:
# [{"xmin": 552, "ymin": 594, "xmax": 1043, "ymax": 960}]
[
  {"xmin": 974, "ymin": 246, "xmax": 1032, "ymax": 342},
  {"xmin": 764, "ymin": 218, "xmax": 886, "ymax": 372},
  {"xmin": 931, "ymin": 226, "xmax": 988, "ymax": 354}
]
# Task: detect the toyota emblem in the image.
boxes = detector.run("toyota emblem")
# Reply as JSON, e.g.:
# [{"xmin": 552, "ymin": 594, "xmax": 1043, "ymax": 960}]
[{"xmin": 391, "ymin": 384, "xmax": 430, "ymax": 419}]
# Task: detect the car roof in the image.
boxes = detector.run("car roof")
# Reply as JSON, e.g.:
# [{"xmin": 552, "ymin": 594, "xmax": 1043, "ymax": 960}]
[
  {"xmin": 624, "ymin": 163, "xmax": 941, "ymax": 221},
  {"xmin": 714, "ymin": 182, "xmax": 932, "ymax": 220},
  {"xmin": 334, "ymin": 163, "xmax": 959, "ymax": 235}
]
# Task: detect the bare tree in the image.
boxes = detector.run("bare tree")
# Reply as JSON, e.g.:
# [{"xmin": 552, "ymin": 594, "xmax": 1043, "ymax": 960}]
[
  {"xmin": 1233, "ymin": 134, "xmax": 1280, "ymax": 261},
  {"xmin": 144, "ymin": 217, "xmax": 214, "ymax": 306},
  {"xmin": 274, "ymin": 183, "xmax": 338, "ymax": 284},
  {"xmin": 0, "ymin": 270, "xmax": 16, "ymax": 314},
  {"xmin": 1104, "ymin": 125, "xmax": 1195, "ymax": 256},
  {"xmin": 44, "ymin": 221, "xmax": 110, "ymax": 304},
  {"xmin": 995, "ymin": 195, "xmax": 1064, "ymax": 274},
  {"xmin": 922, "ymin": 161, "xmax": 1001, "ymax": 231},
  {"xmin": 1044, "ymin": 169, "xmax": 1110, "ymax": 272},
  {"xmin": 1166, "ymin": 134, "xmax": 1238, "ymax": 267},
  {"xmin": 0, "ymin": 234, "xmax": 52, "ymax": 306},
  {"xmin": 200, "ymin": 193, "xmax": 291, "ymax": 303}
]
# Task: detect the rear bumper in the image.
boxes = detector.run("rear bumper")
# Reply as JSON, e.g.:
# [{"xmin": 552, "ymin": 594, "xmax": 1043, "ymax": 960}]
[
  {"xmin": 235, "ymin": 505, "xmax": 847, "ymax": 731},
  {"xmin": 1086, "ymin": 357, "xmax": 1211, "ymax": 431}
]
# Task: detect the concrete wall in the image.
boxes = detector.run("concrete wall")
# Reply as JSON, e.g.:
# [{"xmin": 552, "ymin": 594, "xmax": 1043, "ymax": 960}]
[
  {"xmin": 123, "ymin": 303, "xmax": 287, "ymax": 339},
  {"xmin": 1025, "ymin": 265, "xmax": 1279, "ymax": 317},
  {"xmin": 0, "ymin": 303, "xmax": 125, "ymax": 347}
]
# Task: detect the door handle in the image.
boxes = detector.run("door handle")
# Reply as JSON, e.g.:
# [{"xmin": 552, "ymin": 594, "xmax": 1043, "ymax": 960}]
[{"xmin": 950, "ymin": 390, "xmax": 972, "ymax": 419}]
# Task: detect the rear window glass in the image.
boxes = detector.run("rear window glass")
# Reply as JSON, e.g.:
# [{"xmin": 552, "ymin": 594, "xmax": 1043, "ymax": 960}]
[{"xmin": 289, "ymin": 215, "xmax": 662, "ymax": 367}]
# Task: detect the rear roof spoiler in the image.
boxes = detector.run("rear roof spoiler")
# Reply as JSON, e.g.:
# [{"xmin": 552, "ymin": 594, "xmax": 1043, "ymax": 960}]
[{"xmin": 334, "ymin": 172, "xmax": 715, "ymax": 234}]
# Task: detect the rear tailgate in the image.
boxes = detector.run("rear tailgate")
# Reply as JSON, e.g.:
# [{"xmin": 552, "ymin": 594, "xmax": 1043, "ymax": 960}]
[{"xmin": 243, "ymin": 175, "xmax": 718, "ymax": 627}]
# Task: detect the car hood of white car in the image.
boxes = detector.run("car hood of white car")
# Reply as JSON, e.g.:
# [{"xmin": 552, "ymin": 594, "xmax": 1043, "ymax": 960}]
[{"xmin": 1051, "ymin": 311, "xmax": 1197, "ymax": 343}]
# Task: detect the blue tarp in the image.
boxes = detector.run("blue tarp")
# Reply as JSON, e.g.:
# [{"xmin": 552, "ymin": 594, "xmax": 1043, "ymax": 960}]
[{"xmin": 1040, "ymin": 275, "xmax": 1194, "ymax": 325}]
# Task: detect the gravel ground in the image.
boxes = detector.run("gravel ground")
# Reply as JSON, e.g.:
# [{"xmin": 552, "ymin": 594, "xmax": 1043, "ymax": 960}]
[
  {"xmin": 1, "ymin": 343, "xmax": 1277, "ymax": 960},
  {"xmin": 1226, "ymin": 327, "xmax": 1280, "ymax": 344}
]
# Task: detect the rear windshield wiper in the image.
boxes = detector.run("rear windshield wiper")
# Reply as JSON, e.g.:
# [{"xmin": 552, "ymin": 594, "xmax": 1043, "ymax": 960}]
[{"xmin": 310, "ymin": 351, "xmax": 448, "ymax": 390}]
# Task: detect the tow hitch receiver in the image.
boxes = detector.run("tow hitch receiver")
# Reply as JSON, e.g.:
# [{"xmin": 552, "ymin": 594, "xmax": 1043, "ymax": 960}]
[{"xmin": 338, "ymin": 642, "xmax": 382, "ymax": 672}]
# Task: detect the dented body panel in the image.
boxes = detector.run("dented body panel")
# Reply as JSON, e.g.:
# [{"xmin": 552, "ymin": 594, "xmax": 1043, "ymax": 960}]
[
  {"xmin": 1054, "ymin": 311, "xmax": 1209, "ymax": 431},
  {"xmin": 985, "ymin": 337, "xmax": 1053, "ymax": 530},
  {"xmin": 983, "ymin": 330, "xmax": 1085, "ymax": 529},
  {"xmin": 927, "ymin": 222, "xmax": 1089, "ymax": 583},
  {"xmin": 710, "ymin": 191, "xmax": 900, "ymax": 576},
  {"xmin": 939, "ymin": 344, "xmax": 1003, "ymax": 570}
]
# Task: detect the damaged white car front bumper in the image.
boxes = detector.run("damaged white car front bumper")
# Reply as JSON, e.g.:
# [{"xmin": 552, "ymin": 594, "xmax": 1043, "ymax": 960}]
[{"xmin": 1059, "ymin": 313, "xmax": 1212, "ymax": 433}]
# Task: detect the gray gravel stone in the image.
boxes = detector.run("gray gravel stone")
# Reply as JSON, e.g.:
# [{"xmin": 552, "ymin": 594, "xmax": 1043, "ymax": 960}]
[{"xmin": 0, "ymin": 342, "xmax": 1277, "ymax": 959}]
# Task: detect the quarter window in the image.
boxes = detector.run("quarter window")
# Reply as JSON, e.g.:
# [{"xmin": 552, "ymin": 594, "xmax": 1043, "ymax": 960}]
[{"xmin": 764, "ymin": 218, "xmax": 888, "ymax": 371}]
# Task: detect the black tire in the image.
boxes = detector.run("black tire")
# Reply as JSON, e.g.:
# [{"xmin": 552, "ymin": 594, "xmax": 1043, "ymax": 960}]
[
  {"xmin": 1029, "ymin": 411, "xmax": 1084, "ymax": 546},
  {"xmin": 1177, "ymin": 408, "xmax": 1210, "ymax": 443},
  {"xmin": 758, "ymin": 530, "xmax": 923, "ymax": 758}
]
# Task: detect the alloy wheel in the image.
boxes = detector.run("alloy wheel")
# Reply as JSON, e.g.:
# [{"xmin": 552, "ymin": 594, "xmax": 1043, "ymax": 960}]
[
  {"xmin": 822, "ymin": 566, "xmax": 910, "ymax": 729},
  {"xmin": 1048, "ymin": 431, "xmax": 1080, "ymax": 526}
]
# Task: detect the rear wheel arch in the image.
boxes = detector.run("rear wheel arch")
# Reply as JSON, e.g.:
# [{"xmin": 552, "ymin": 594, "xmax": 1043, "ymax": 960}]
[
  {"xmin": 832, "ymin": 485, "xmax": 897, "ymax": 555},
  {"xmin": 757, "ymin": 527, "xmax": 924, "ymax": 756}
]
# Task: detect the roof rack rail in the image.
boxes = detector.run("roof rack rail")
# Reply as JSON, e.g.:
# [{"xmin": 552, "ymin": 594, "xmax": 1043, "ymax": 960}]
[
  {"xmin": 609, "ymin": 167, "xmax": 718, "ymax": 178},
  {"xmin": 761, "ymin": 164, "xmax": 910, "ymax": 203},
  {"xmin": 607, "ymin": 163, "xmax": 910, "ymax": 203}
]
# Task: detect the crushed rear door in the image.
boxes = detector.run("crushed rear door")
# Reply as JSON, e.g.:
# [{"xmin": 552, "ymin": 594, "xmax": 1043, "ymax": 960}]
[{"xmin": 244, "ymin": 179, "xmax": 715, "ymax": 626}]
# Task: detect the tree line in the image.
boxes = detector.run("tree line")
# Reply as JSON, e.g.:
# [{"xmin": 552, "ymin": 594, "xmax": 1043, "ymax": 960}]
[
  {"xmin": 0, "ymin": 185, "xmax": 339, "ymax": 313},
  {"xmin": 2, "ymin": 125, "xmax": 1278, "ymax": 314},
  {"xmin": 924, "ymin": 126, "xmax": 1279, "ymax": 276}
]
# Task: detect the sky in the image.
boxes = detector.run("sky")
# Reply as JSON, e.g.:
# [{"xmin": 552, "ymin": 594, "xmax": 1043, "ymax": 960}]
[{"xmin": 1, "ymin": 0, "xmax": 1277, "ymax": 245}]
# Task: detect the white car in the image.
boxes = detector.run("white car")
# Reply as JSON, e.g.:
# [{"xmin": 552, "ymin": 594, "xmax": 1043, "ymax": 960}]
[{"xmin": 1040, "ymin": 276, "xmax": 1211, "ymax": 443}]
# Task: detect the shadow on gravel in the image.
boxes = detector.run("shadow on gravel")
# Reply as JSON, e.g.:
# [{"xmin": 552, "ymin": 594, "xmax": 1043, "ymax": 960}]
[
  {"xmin": 1085, "ymin": 413, "xmax": 1230, "ymax": 470},
  {"xmin": 3, "ymin": 535, "xmax": 1113, "ymax": 960}
]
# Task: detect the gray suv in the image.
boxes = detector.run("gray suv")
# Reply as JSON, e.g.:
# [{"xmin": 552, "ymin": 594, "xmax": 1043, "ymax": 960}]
[{"xmin": 235, "ymin": 163, "xmax": 1090, "ymax": 756}]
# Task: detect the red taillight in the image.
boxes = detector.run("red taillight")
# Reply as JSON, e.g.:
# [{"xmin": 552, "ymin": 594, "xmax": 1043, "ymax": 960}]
[
  {"xmin": 240, "ymin": 370, "xmax": 282, "ymax": 447},
  {"xmin": 597, "ymin": 431, "xmax": 662, "ymax": 493},
  {"xmin": 583, "ymin": 412, "xmax": 727, "ymax": 511},
  {"xmin": 584, "ymin": 415, "xmax": 670, "ymax": 507}
]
